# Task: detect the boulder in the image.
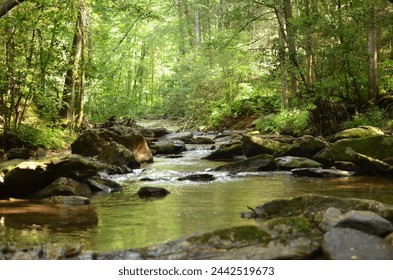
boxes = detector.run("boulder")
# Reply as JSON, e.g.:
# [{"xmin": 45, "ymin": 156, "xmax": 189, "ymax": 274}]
[
  {"xmin": 178, "ymin": 174, "xmax": 215, "ymax": 182},
  {"xmin": 331, "ymin": 126, "xmax": 384, "ymax": 142},
  {"xmin": 249, "ymin": 194, "xmax": 393, "ymax": 222},
  {"xmin": 283, "ymin": 136, "xmax": 328, "ymax": 158},
  {"xmin": 291, "ymin": 168, "xmax": 354, "ymax": 178},
  {"xmin": 313, "ymin": 136, "xmax": 393, "ymax": 164},
  {"xmin": 31, "ymin": 177, "xmax": 92, "ymax": 198},
  {"xmin": 97, "ymin": 142, "xmax": 140, "ymax": 169},
  {"xmin": 334, "ymin": 210, "xmax": 393, "ymax": 237},
  {"xmin": 275, "ymin": 156, "xmax": 323, "ymax": 170},
  {"xmin": 322, "ymin": 228, "xmax": 393, "ymax": 260},
  {"xmin": 214, "ymin": 154, "xmax": 276, "ymax": 173},
  {"xmin": 160, "ymin": 131, "xmax": 193, "ymax": 142},
  {"xmin": 137, "ymin": 186, "xmax": 170, "ymax": 198},
  {"xmin": 333, "ymin": 161, "xmax": 359, "ymax": 172},
  {"xmin": 41, "ymin": 195, "xmax": 91, "ymax": 205},
  {"xmin": 352, "ymin": 153, "xmax": 393, "ymax": 174},
  {"xmin": 71, "ymin": 125, "xmax": 153, "ymax": 163},
  {"xmin": 0, "ymin": 155, "xmax": 98, "ymax": 199},
  {"xmin": 149, "ymin": 140, "xmax": 185, "ymax": 155},
  {"xmin": 6, "ymin": 148, "xmax": 34, "ymax": 160},
  {"xmin": 242, "ymin": 134, "xmax": 288, "ymax": 157},
  {"xmin": 85, "ymin": 176, "xmax": 123, "ymax": 193},
  {"xmin": 187, "ymin": 136, "xmax": 215, "ymax": 144},
  {"xmin": 202, "ymin": 141, "xmax": 243, "ymax": 160}
]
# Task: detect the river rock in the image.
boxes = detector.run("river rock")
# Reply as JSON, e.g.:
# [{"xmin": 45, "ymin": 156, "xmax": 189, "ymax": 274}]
[
  {"xmin": 0, "ymin": 155, "xmax": 98, "ymax": 199},
  {"xmin": 31, "ymin": 177, "xmax": 92, "ymax": 198},
  {"xmin": 214, "ymin": 154, "xmax": 277, "ymax": 173},
  {"xmin": 333, "ymin": 161, "xmax": 359, "ymax": 171},
  {"xmin": 249, "ymin": 194, "xmax": 393, "ymax": 222},
  {"xmin": 331, "ymin": 126, "xmax": 384, "ymax": 142},
  {"xmin": 202, "ymin": 141, "xmax": 243, "ymax": 160},
  {"xmin": 313, "ymin": 136, "xmax": 393, "ymax": 165},
  {"xmin": 137, "ymin": 186, "xmax": 170, "ymax": 198},
  {"xmin": 85, "ymin": 176, "xmax": 123, "ymax": 193},
  {"xmin": 276, "ymin": 156, "xmax": 322, "ymax": 170},
  {"xmin": 35, "ymin": 148, "xmax": 47, "ymax": 158},
  {"xmin": 320, "ymin": 207, "xmax": 343, "ymax": 232},
  {"xmin": 160, "ymin": 131, "xmax": 193, "ymax": 142},
  {"xmin": 334, "ymin": 210, "xmax": 393, "ymax": 237},
  {"xmin": 41, "ymin": 195, "xmax": 91, "ymax": 205},
  {"xmin": 97, "ymin": 142, "xmax": 140, "ymax": 169},
  {"xmin": 149, "ymin": 140, "xmax": 185, "ymax": 154},
  {"xmin": 71, "ymin": 125, "xmax": 153, "ymax": 163},
  {"xmin": 322, "ymin": 227, "xmax": 393, "ymax": 260},
  {"xmin": 242, "ymin": 134, "xmax": 288, "ymax": 157},
  {"xmin": 353, "ymin": 153, "xmax": 393, "ymax": 174},
  {"xmin": 6, "ymin": 148, "xmax": 35, "ymax": 160},
  {"xmin": 187, "ymin": 136, "xmax": 215, "ymax": 144},
  {"xmin": 178, "ymin": 173, "xmax": 215, "ymax": 182},
  {"xmin": 282, "ymin": 136, "xmax": 328, "ymax": 158},
  {"xmin": 291, "ymin": 168, "xmax": 354, "ymax": 178}
]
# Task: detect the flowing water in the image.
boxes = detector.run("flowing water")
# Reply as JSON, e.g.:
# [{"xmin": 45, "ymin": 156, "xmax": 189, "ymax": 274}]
[{"xmin": 1, "ymin": 145, "xmax": 393, "ymax": 254}]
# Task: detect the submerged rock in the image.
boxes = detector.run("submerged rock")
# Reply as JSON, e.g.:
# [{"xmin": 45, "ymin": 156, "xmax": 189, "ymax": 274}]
[
  {"xmin": 291, "ymin": 168, "xmax": 354, "ymax": 178},
  {"xmin": 178, "ymin": 174, "xmax": 215, "ymax": 182},
  {"xmin": 137, "ymin": 186, "xmax": 170, "ymax": 198}
]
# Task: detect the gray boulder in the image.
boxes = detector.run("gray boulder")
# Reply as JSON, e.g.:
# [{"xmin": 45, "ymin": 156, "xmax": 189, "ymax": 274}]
[
  {"xmin": 214, "ymin": 154, "xmax": 277, "ymax": 173},
  {"xmin": 137, "ymin": 186, "xmax": 170, "ymax": 198},
  {"xmin": 322, "ymin": 228, "xmax": 393, "ymax": 259},
  {"xmin": 203, "ymin": 141, "xmax": 243, "ymax": 160},
  {"xmin": 276, "ymin": 156, "xmax": 322, "ymax": 170},
  {"xmin": 291, "ymin": 168, "xmax": 354, "ymax": 178},
  {"xmin": 31, "ymin": 177, "xmax": 92, "ymax": 198},
  {"xmin": 149, "ymin": 140, "xmax": 185, "ymax": 154}
]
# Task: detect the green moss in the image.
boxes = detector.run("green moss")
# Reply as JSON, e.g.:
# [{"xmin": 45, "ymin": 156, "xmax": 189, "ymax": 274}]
[{"xmin": 266, "ymin": 216, "xmax": 311, "ymax": 234}]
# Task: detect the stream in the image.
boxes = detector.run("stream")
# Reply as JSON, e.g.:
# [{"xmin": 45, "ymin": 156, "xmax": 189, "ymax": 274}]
[{"xmin": 1, "ymin": 143, "xmax": 393, "ymax": 254}]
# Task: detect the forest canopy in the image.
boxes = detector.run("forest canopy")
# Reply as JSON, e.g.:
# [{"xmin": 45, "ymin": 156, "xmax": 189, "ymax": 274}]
[{"xmin": 0, "ymin": 0, "xmax": 393, "ymax": 148}]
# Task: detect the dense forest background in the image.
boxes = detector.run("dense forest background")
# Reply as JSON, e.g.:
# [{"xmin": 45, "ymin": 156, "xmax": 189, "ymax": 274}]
[{"xmin": 0, "ymin": 0, "xmax": 393, "ymax": 149}]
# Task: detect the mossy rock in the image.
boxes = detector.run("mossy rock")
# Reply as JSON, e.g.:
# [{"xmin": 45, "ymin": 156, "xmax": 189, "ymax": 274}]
[
  {"xmin": 331, "ymin": 126, "xmax": 384, "ymax": 142},
  {"xmin": 242, "ymin": 134, "xmax": 289, "ymax": 157},
  {"xmin": 214, "ymin": 154, "xmax": 277, "ymax": 173},
  {"xmin": 203, "ymin": 141, "xmax": 243, "ymax": 160}
]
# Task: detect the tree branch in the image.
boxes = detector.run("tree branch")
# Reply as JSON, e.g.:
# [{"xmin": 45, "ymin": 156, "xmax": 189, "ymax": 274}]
[{"xmin": 0, "ymin": 0, "xmax": 25, "ymax": 18}]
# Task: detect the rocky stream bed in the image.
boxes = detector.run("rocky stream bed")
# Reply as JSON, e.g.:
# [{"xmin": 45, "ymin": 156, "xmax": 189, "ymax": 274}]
[{"xmin": 1, "ymin": 122, "xmax": 393, "ymax": 259}]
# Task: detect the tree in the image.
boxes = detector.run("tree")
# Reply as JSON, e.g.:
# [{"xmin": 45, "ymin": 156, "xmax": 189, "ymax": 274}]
[{"xmin": 0, "ymin": 0, "xmax": 24, "ymax": 18}]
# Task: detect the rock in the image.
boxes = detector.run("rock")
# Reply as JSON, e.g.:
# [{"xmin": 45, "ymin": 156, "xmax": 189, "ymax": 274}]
[
  {"xmin": 97, "ymin": 142, "xmax": 140, "ymax": 169},
  {"xmin": 291, "ymin": 168, "xmax": 354, "ymax": 178},
  {"xmin": 333, "ymin": 161, "xmax": 359, "ymax": 171},
  {"xmin": 31, "ymin": 177, "xmax": 92, "ymax": 198},
  {"xmin": 250, "ymin": 194, "xmax": 393, "ymax": 222},
  {"xmin": 71, "ymin": 125, "xmax": 153, "ymax": 163},
  {"xmin": 353, "ymin": 153, "xmax": 393, "ymax": 174},
  {"xmin": 202, "ymin": 141, "xmax": 243, "ymax": 160},
  {"xmin": 137, "ymin": 186, "xmax": 170, "ymax": 198},
  {"xmin": 322, "ymin": 228, "xmax": 393, "ymax": 260},
  {"xmin": 313, "ymin": 136, "xmax": 393, "ymax": 164},
  {"xmin": 334, "ymin": 210, "xmax": 393, "ymax": 237},
  {"xmin": 0, "ymin": 149, "xmax": 5, "ymax": 160},
  {"xmin": 47, "ymin": 155, "xmax": 98, "ymax": 181},
  {"xmin": 35, "ymin": 148, "xmax": 46, "ymax": 158},
  {"xmin": 41, "ymin": 195, "xmax": 91, "ymax": 205},
  {"xmin": 214, "ymin": 154, "xmax": 277, "ymax": 173},
  {"xmin": 0, "ymin": 155, "xmax": 98, "ymax": 199},
  {"xmin": 6, "ymin": 148, "xmax": 34, "ymax": 160},
  {"xmin": 178, "ymin": 174, "xmax": 215, "ymax": 182},
  {"xmin": 149, "ymin": 127, "xmax": 171, "ymax": 138},
  {"xmin": 331, "ymin": 126, "xmax": 384, "ymax": 142},
  {"xmin": 149, "ymin": 140, "xmax": 185, "ymax": 154},
  {"xmin": 275, "ymin": 156, "xmax": 323, "ymax": 170},
  {"xmin": 160, "ymin": 131, "xmax": 193, "ymax": 142},
  {"xmin": 187, "ymin": 136, "xmax": 215, "ymax": 144},
  {"xmin": 242, "ymin": 134, "xmax": 288, "ymax": 157},
  {"xmin": 283, "ymin": 136, "xmax": 328, "ymax": 158},
  {"xmin": 320, "ymin": 207, "xmax": 343, "ymax": 232},
  {"xmin": 85, "ymin": 176, "xmax": 123, "ymax": 193}
]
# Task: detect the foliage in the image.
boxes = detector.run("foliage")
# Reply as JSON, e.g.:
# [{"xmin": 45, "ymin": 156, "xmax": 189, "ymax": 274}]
[
  {"xmin": 342, "ymin": 108, "xmax": 391, "ymax": 130},
  {"xmin": 255, "ymin": 109, "xmax": 310, "ymax": 136}
]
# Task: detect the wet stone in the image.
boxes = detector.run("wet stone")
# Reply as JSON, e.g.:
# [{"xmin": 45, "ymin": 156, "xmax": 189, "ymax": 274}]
[{"xmin": 137, "ymin": 186, "xmax": 170, "ymax": 198}]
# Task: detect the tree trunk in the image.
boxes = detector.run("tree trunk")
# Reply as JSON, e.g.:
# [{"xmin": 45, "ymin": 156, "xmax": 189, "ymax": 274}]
[
  {"xmin": 60, "ymin": 6, "xmax": 83, "ymax": 120},
  {"xmin": 367, "ymin": 0, "xmax": 379, "ymax": 103},
  {"xmin": 0, "ymin": 0, "xmax": 24, "ymax": 18},
  {"xmin": 275, "ymin": 7, "xmax": 288, "ymax": 109},
  {"xmin": 304, "ymin": 0, "xmax": 313, "ymax": 84}
]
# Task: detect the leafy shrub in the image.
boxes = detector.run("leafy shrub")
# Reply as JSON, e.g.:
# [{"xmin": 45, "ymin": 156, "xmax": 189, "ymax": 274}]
[
  {"xmin": 16, "ymin": 125, "xmax": 70, "ymax": 149},
  {"xmin": 342, "ymin": 108, "xmax": 390, "ymax": 129}
]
